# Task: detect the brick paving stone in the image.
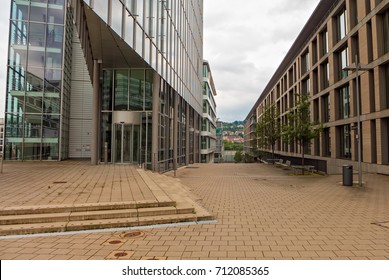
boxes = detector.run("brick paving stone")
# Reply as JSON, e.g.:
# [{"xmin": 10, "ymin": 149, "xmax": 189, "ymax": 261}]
[{"xmin": 1, "ymin": 162, "xmax": 389, "ymax": 260}]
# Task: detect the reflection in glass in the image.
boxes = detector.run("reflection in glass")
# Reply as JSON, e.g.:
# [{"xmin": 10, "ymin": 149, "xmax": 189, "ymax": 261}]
[
  {"xmin": 24, "ymin": 114, "xmax": 42, "ymax": 138},
  {"xmin": 145, "ymin": 69, "xmax": 153, "ymax": 110},
  {"xmin": 111, "ymin": 0, "xmax": 123, "ymax": 36},
  {"xmin": 48, "ymin": 3, "xmax": 64, "ymax": 24},
  {"xmin": 45, "ymin": 69, "xmax": 62, "ymax": 89},
  {"xmin": 46, "ymin": 25, "xmax": 63, "ymax": 49},
  {"xmin": 5, "ymin": 113, "xmax": 23, "ymax": 138},
  {"xmin": 7, "ymin": 67, "xmax": 25, "ymax": 114},
  {"xmin": 26, "ymin": 92, "xmax": 43, "ymax": 113},
  {"xmin": 100, "ymin": 113, "xmax": 112, "ymax": 162},
  {"xmin": 43, "ymin": 92, "xmax": 60, "ymax": 114},
  {"xmin": 130, "ymin": 69, "xmax": 144, "ymax": 110},
  {"xmin": 93, "ymin": 0, "xmax": 108, "ymax": 22},
  {"xmin": 11, "ymin": 0, "xmax": 29, "ymax": 21},
  {"xmin": 42, "ymin": 113, "xmax": 59, "ymax": 138},
  {"xmin": 114, "ymin": 70, "xmax": 129, "ymax": 110},
  {"xmin": 30, "ymin": 3, "xmax": 47, "ymax": 23},
  {"xmin": 102, "ymin": 70, "xmax": 113, "ymax": 110},
  {"xmin": 26, "ymin": 67, "xmax": 44, "ymax": 92},
  {"xmin": 125, "ymin": 14, "xmax": 134, "ymax": 47}
]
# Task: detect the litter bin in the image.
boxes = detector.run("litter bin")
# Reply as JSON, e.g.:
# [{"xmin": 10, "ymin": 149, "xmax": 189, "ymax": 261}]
[{"xmin": 343, "ymin": 165, "xmax": 353, "ymax": 186}]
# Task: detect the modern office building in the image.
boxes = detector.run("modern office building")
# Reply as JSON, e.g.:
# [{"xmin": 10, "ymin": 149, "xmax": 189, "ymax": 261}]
[
  {"xmin": 245, "ymin": 0, "xmax": 389, "ymax": 175},
  {"xmin": 4, "ymin": 0, "xmax": 204, "ymax": 172},
  {"xmin": 200, "ymin": 60, "xmax": 217, "ymax": 163}
]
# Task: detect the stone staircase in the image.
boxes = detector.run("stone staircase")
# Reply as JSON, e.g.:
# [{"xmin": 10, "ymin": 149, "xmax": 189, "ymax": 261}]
[
  {"xmin": 0, "ymin": 199, "xmax": 212, "ymax": 236},
  {"xmin": 0, "ymin": 169, "xmax": 214, "ymax": 236}
]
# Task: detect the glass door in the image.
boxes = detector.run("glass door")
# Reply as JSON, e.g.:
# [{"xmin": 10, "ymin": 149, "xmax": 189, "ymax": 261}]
[{"xmin": 114, "ymin": 123, "xmax": 140, "ymax": 164}]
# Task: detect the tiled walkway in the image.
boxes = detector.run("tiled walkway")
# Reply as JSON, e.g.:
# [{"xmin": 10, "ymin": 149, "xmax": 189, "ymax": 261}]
[{"xmin": 0, "ymin": 161, "xmax": 388, "ymax": 260}]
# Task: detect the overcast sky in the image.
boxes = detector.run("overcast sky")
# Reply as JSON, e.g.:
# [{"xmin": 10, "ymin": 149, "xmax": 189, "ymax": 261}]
[{"xmin": 0, "ymin": 0, "xmax": 320, "ymax": 122}]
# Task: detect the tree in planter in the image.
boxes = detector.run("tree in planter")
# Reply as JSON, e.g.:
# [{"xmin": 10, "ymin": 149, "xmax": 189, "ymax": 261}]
[
  {"xmin": 283, "ymin": 93, "xmax": 323, "ymax": 174},
  {"xmin": 256, "ymin": 103, "xmax": 281, "ymax": 163}
]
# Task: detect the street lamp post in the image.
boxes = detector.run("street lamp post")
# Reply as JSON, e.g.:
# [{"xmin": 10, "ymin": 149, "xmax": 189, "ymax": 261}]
[{"xmin": 343, "ymin": 55, "xmax": 372, "ymax": 188}]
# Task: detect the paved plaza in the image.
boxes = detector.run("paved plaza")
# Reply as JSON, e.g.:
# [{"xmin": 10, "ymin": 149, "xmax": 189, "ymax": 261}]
[{"xmin": 0, "ymin": 161, "xmax": 388, "ymax": 260}]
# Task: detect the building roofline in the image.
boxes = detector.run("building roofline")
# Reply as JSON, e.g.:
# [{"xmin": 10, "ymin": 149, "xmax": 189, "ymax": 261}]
[
  {"xmin": 245, "ymin": 0, "xmax": 340, "ymax": 121},
  {"xmin": 203, "ymin": 60, "xmax": 218, "ymax": 96}
]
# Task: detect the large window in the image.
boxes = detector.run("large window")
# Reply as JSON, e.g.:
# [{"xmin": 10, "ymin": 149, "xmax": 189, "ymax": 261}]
[
  {"xmin": 320, "ymin": 29, "xmax": 329, "ymax": 56},
  {"xmin": 385, "ymin": 63, "xmax": 389, "ymax": 109},
  {"xmin": 301, "ymin": 51, "xmax": 310, "ymax": 74},
  {"xmin": 340, "ymin": 124, "xmax": 351, "ymax": 159},
  {"xmin": 323, "ymin": 128, "xmax": 331, "ymax": 157},
  {"xmin": 383, "ymin": 9, "xmax": 389, "ymax": 54},
  {"xmin": 336, "ymin": 8, "xmax": 347, "ymax": 42},
  {"xmin": 321, "ymin": 62, "xmax": 330, "ymax": 89},
  {"xmin": 338, "ymin": 86, "xmax": 350, "ymax": 119},
  {"xmin": 338, "ymin": 46, "xmax": 349, "ymax": 80}
]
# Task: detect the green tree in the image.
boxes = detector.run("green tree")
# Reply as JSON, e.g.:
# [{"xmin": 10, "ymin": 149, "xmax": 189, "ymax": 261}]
[
  {"xmin": 234, "ymin": 151, "xmax": 243, "ymax": 162},
  {"xmin": 256, "ymin": 103, "xmax": 281, "ymax": 162},
  {"xmin": 283, "ymin": 93, "xmax": 323, "ymax": 174}
]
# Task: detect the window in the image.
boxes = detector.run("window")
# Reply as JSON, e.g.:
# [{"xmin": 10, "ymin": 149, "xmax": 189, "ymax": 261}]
[
  {"xmin": 323, "ymin": 128, "xmax": 331, "ymax": 157},
  {"xmin": 321, "ymin": 29, "xmax": 329, "ymax": 56},
  {"xmin": 322, "ymin": 94, "xmax": 330, "ymax": 123},
  {"xmin": 321, "ymin": 62, "xmax": 330, "ymax": 89},
  {"xmin": 340, "ymin": 124, "xmax": 351, "ymax": 159},
  {"xmin": 383, "ymin": 9, "xmax": 389, "ymax": 54},
  {"xmin": 336, "ymin": 8, "xmax": 347, "ymax": 42},
  {"xmin": 339, "ymin": 46, "xmax": 349, "ymax": 80},
  {"xmin": 301, "ymin": 51, "xmax": 310, "ymax": 74},
  {"xmin": 385, "ymin": 63, "xmax": 389, "ymax": 109},
  {"xmin": 338, "ymin": 86, "xmax": 350, "ymax": 119},
  {"xmin": 302, "ymin": 78, "xmax": 310, "ymax": 95},
  {"xmin": 111, "ymin": 0, "xmax": 123, "ymax": 36}
]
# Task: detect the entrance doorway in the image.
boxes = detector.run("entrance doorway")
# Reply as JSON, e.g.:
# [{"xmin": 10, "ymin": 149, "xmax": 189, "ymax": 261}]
[{"xmin": 114, "ymin": 123, "xmax": 140, "ymax": 164}]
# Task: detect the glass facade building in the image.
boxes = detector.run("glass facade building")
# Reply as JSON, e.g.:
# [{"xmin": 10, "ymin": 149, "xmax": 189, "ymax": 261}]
[{"xmin": 4, "ymin": 0, "xmax": 204, "ymax": 172}]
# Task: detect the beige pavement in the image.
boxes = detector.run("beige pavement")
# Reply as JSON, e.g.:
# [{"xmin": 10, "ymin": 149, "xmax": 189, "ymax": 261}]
[{"xmin": 0, "ymin": 161, "xmax": 388, "ymax": 260}]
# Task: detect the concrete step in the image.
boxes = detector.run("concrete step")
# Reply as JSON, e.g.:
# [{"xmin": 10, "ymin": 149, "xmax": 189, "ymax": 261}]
[
  {"xmin": 0, "ymin": 206, "xmax": 194, "ymax": 226},
  {"xmin": 0, "ymin": 213, "xmax": 200, "ymax": 236},
  {"xmin": 0, "ymin": 200, "xmax": 176, "ymax": 216}
]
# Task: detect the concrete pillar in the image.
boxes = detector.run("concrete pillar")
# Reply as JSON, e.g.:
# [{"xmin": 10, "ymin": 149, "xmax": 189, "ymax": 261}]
[
  {"xmin": 151, "ymin": 73, "xmax": 160, "ymax": 172},
  {"xmin": 91, "ymin": 60, "xmax": 100, "ymax": 165}
]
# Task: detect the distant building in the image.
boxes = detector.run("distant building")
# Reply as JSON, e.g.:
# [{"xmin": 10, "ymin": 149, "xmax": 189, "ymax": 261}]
[
  {"xmin": 245, "ymin": 0, "xmax": 389, "ymax": 175},
  {"xmin": 201, "ymin": 61, "xmax": 217, "ymax": 163}
]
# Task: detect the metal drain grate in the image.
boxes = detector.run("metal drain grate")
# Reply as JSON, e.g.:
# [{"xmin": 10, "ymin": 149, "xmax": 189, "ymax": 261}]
[
  {"xmin": 114, "ymin": 252, "xmax": 128, "ymax": 258},
  {"xmin": 120, "ymin": 230, "xmax": 145, "ymax": 239}
]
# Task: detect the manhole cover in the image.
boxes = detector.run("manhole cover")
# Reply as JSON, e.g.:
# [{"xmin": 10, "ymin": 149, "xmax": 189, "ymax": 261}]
[
  {"xmin": 109, "ymin": 240, "xmax": 122, "ymax": 245},
  {"xmin": 114, "ymin": 252, "xmax": 128, "ymax": 257},
  {"xmin": 120, "ymin": 231, "xmax": 145, "ymax": 238}
]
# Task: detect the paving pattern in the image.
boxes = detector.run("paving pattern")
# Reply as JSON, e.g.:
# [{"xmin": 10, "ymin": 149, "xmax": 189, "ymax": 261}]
[{"xmin": 0, "ymin": 161, "xmax": 388, "ymax": 260}]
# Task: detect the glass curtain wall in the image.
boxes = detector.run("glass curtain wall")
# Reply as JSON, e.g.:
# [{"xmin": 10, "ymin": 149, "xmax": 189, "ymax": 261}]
[
  {"xmin": 5, "ymin": 0, "xmax": 65, "ymax": 160},
  {"xmin": 100, "ymin": 68, "xmax": 154, "ymax": 166}
]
